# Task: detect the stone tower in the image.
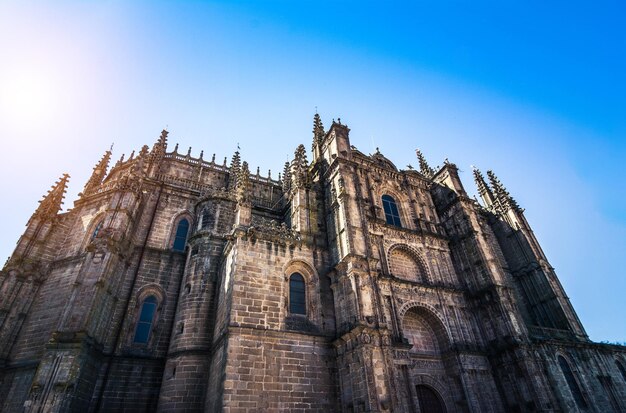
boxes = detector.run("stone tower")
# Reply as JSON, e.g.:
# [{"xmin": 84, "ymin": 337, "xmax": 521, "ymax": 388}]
[{"xmin": 0, "ymin": 117, "xmax": 625, "ymax": 412}]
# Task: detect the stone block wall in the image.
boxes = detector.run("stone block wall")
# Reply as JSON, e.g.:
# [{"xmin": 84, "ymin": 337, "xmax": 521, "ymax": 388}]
[
  {"xmin": 223, "ymin": 329, "xmax": 338, "ymax": 412},
  {"xmin": 95, "ymin": 358, "xmax": 164, "ymax": 412}
]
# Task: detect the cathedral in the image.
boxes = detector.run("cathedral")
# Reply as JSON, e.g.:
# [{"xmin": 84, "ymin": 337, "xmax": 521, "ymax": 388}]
[{"xmin": 0, "ymin": 115, "xmax": 625, "ymax": 412}]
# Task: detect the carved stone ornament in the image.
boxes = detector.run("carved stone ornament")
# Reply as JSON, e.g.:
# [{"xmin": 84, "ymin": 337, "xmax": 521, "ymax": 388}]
[{"xmin": 246, "ymin": 217, "xmax": 301, "ymax": 245}]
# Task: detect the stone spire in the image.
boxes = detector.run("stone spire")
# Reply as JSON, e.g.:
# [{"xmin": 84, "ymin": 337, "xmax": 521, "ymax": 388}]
[
  {"xmin": 148, "ymin": 129, "xmax": 169, "ymax": 176},
  {"xmin": 487, "ymin": 170, "xmax": 520, "ymax": 211},
  {"xmin": 415, "ymin": 149, "xmax": 435, "ymax": 178},
  {"xmin": 151, "ymin": 129, "xmax": 168, "ymax": 158},
  {"xmin": 312, "ymin": 113, "xmax": 325, "ymax": 151},
  {"xmin": 80, "ymin": 149, "xmax": 112, "ymax": 197},
  {"xmin": 472, "ymin": 167, "xmax": 495, "ymax": 207},
  {"xmin": 282, "ymin": 161, "xmax": 292, "ymax": 193},
  {"xmin": 114, "ymin": 153, "xmax": 125, "ymax": 168},
  {"xmin": 229, "ymin": 149, "xmax": 242, "ymax": 190},
  {"xmin": 292, "ymin": 144, "xmax": 309, "ymax": 188},
  {"xmin": 236, "ymin": 161, "xmax": 251, "ymax": 204},
  {"xmin": 133, "ymin": 145, "xmax": 150, "ymax": 175},
  {"xmin": 29, "ymin": 174, "xmax": 70, "ymax": 224}
]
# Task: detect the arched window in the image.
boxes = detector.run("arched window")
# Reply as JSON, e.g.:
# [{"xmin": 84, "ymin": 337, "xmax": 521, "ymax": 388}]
[
  {"xmin": 91, "ymin": 221, "xmax": 103, "ymax": 240},
  {"xmin": 558, "ymin": 356, "xmax": 587, "ymax": 409},
  {"xmin": 172, "ymin": 218, "xmax": 189, "ymax": 251},
  {"xmin": 382, "ymin": 195, "xmax": 401, "ymax": 227},
  {"xmin": 616, "ymin": 359, "xmax": 626, "ymax": 383},
  {"xmin": 134, "ymin": 295, "xmax": 158, "ymax": 344},
  {"xmin": 289, "ymin": 273, "xmax": 306, "ymax": 315}
]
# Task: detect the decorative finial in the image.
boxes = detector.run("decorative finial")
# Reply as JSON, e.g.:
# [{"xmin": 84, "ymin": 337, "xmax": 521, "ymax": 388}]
[
  {"xmin": 235, "ymin": 161, "xmax": 251, "ymax": 204},
  {"xmin": 282, "ymin": 161, "xmax": 291, "ymax": 193},
  {"xmin": 292, "ymin": 144, "xmax": 309, "ymax": 188},
  {"xmin": 415, "ymin": 149, "xmax": 435, "ymax": 178},
  {"xmin": 487, "ymin": 170, "xmax": 520, "ymax": 211},
  {"xmin": 312, "ymin": 113, "xmax": 325, "ymax": 151},
  {"xmin": 472, "ymin": 166, "xmax": 493, "ymax": 206}
]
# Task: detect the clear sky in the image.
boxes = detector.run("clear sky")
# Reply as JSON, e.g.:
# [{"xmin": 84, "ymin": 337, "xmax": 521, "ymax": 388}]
[{"xmin": 0, "ymin": 1, "xmax": 624, "ymax": 342}]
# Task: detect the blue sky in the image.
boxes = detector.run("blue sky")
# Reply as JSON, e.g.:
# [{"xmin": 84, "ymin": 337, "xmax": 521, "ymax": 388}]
[{"xmin": 0, "ymin": 1, "xmax": 624, "ymax": 342}]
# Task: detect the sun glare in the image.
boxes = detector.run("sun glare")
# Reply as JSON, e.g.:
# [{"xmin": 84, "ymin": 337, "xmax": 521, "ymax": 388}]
[{"xmin": 0, "ymin": 69, "xmax": 58, "ymax": 126}]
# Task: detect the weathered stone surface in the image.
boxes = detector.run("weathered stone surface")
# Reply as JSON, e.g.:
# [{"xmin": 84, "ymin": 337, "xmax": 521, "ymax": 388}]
[{"xmin": 1, "ymin": 119, "xmax": 625, "ymax": 412}]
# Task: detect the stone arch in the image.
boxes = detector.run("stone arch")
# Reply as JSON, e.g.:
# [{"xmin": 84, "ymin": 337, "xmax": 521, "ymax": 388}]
[
  {"xmin": 282, "ymin": 259, "xmax": 322, "ymax": 330},
  {"xmin": 398, "ymin": 302, "xmax": 451, "ymax": 353},
  {"xmin": 83, "ymin": 212, "xmax": 107, "ymax": 248},
  {"xmin": 136, "ymin": 283, "xmax": 166, "ymax": 307},
  {"xmin": 412, "ymin": 378, "xmax": 450, "ymax": 413},
  {"xmin": 128, "ymin": 284, "xmax": 166, "ymax": 348},
  {"xmin": 377, "ymin": 185, "xmax": 411, "ymax": 228},
  {"xmin": 167, "ymin": 210, "xmax": 194, "ymax": 250},
  {"xmin": 555, "ymin": 352, "xmax": 588, "ymax": 409},
  {"xmin": 283, "ymin": 258, "xmax": 319, "ymax": 283},
  {"xmin": 387, "ymin": 244, "xmax": 430, "ymax": 283}
]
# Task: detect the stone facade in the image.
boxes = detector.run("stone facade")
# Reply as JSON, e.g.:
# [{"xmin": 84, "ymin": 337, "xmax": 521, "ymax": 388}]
[{"xmin": 1, "ymin": 116, "xmax": 625, "ymax": 412}]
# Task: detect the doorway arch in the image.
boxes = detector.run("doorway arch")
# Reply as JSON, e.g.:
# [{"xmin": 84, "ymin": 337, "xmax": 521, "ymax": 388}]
[{"xmin": 415, "ymin": 384, "xmax": 446, "ymax": 413}]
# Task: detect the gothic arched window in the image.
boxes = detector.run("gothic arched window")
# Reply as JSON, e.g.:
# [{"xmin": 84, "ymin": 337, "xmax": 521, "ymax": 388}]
[
  {"xmin": 558, "ymin": 355, "xmax": 587, "ymax": 409},
  {"xmin": 91, "ymin": 220, "xmax": 103, "ymax": 240},
  {"xmin": 134, "ymin": 295, "xmax": 158, "ymax": 344},
  {"xmin": 289, "ymin": 273, "xmax": 306, "ymax": 315},
  {"xmin": 172, "ymin": 218, "xmax": 190, "ymax": 251},
  {"xmin": 382, "ymin": 195, "xmax": 402, "ymax": 227}
]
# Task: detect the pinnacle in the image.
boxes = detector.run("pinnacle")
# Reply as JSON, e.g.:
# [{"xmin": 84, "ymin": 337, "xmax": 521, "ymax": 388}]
[
  {"xmin": 415, "ymin": 149, "xmax": 435, "ymax": 178},
  {"xmin": 486, "ymin": 170, "xmax": 520, "ymax": 211},
  {"xmin": 81, "ymin": 149, "xmax": 112, "ymax": 197},
  {"xmin": 30, "ymin": 173, "xmax": 70, "ymax": 224},
  {"xmin": 312, "ymin": 113, "xmax": 325, "ymax": 150}
]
